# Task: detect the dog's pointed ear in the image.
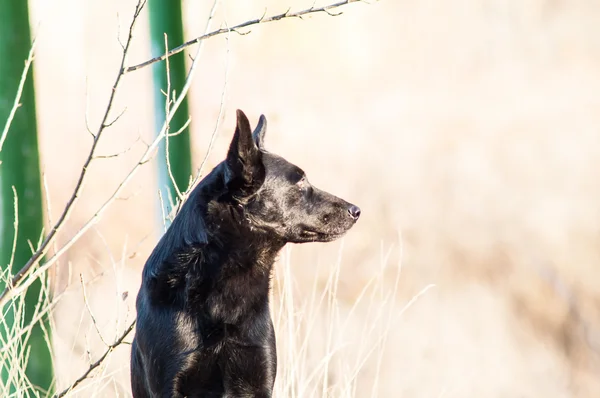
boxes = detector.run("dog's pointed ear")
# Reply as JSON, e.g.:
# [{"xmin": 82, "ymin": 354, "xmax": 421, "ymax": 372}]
[
  {"xmin": 225, "ymin": 110, "xmax": 265, "ymax": 197},
  {"xmin": 252, "ymin": 114, "xmax": 267, "ymax": 150}
]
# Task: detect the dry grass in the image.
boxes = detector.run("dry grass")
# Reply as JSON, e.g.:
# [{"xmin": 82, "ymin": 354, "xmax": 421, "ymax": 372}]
[
  {"xmin": 0, "ymin": 272, "xmax": 53, "ymax": 397},
  {"xmin": 2, "ymin": 236, "xmax": 431, "ymax": 397},
  {"xmin": 2, "ymin": 0, "xmax": 600, "ymax": 396}
]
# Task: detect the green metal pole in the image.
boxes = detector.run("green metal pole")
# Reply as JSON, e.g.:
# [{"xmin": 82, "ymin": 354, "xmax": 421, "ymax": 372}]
[
  {"xmin": 148, "ymin": 0, "xmax": 193, "ymax": 220},
  {"xmin": 0, "ymin": 0, "xmax": 53, "ymax": 394}
]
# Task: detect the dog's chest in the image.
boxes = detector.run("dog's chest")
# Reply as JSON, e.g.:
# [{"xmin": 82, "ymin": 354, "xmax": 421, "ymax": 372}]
[{"xmin": 186, "ymin": 256, "xmax": 271, "ymax": 324}]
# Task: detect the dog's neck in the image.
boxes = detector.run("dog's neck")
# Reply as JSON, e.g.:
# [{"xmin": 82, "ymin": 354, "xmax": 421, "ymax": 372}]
[
  {"xmin": 180, "ymin": 196, "xmax": 284, "ymax": 324},
  {"xmin": 204, "ymin": 200, "xmax": 285, "ymax": 272}
]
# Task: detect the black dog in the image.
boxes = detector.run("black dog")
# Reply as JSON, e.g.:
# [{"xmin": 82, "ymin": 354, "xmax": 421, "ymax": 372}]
[{"xmin": 130, "ymin": 110, "xmax": 360, "ymax": 397}]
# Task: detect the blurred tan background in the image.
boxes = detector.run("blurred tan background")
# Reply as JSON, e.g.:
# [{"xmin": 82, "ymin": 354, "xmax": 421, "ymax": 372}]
[{"xmin": 26, "ymin": 0, "xmax": 600, "ymax": 396}]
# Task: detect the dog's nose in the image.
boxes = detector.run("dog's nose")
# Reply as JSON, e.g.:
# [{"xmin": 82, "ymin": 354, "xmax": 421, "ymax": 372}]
[{"xmin": 348, "ymin": 205, "xmax": 361, "ymax": 220}]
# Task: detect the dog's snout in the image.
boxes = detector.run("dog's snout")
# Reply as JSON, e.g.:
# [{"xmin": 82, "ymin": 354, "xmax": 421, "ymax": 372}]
[{"xmin": 347, "ymin": 205, "xmax": 361, "ymax": 220}]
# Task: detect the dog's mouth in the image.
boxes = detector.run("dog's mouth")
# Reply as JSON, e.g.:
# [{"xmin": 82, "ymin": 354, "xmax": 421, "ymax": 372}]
[
  {"xmin": 299, "ymin": 228, "xmax": 347, "ymax": 243},
  {"xmin": 290, "ymin": 214, "xmax": 359, "ymax": 243}
]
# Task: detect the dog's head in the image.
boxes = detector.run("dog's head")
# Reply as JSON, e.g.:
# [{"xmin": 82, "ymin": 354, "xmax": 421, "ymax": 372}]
[{"xmin": 223, "ymin": 110, "xmax": 360, "ymax": 243}]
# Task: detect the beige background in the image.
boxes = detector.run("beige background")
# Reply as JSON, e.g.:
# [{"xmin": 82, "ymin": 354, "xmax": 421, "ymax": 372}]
[{"xmin": 24, "ymin": 0, "xmax": 600, "ymax": 396}]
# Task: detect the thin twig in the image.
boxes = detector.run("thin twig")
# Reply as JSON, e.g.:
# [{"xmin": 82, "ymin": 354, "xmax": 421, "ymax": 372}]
[
  {"xmin": 8, "ymin": 187, "xmax": 19, "ymax": 275},
  {"xmin": 167, "ymin": 117, "xmax": 192, "ymax": 138},
  {"xmin": 168, "ymin": 0, "xmax": 224, "ymax": 220},
  {"xmin": 93, "ymin": 134, "xmax": 143, "ymax": 159},
  {"xmin": 80, "ymin": 274, "xmax": 109, "ymax": 347},
  {"xmin": 124, "ymin": 0, "xmax": 363, "ymax": 73},
  {"xmin": 188, "ymin": 31, "xmax": 230, "ymax": 193},
  {"xmin": 102, "ymin": 106, "xmax": 128, "ymax": 129},
  {"xmin": 84, "ymin": 77, "xmax": 95, "ymax": 137},
  {"xmin": 42, "ymin": 172, "xmax": 63, "ymax": 297},
  {"xmin": 0, "ymin": 271, "xmax": 106, "ymax": 354},
  {"xmin": 163, "ymin": 0, "xmax": 222, "ymax": 221},
  {"xmin": 0, "ymin": 38, "xmax": 37, "ymax": 153},
  {"xmin": 0, "ymin": 0, "xmax": 147, "ymax": 307},
  {"xmin": 163, "ymin": 33, "xmax": 184, "ymax": 203},
  {"xmin": 53, "ymin": 320, "xmax": 136, "ymax": 398}
]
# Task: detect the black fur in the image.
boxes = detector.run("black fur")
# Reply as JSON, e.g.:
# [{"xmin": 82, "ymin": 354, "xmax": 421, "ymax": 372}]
[{"xmin": 130, "ymin": 110, "xmax": 360, "ymax": 397}]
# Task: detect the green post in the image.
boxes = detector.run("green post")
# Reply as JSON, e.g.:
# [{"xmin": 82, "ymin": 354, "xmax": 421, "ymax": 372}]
[
  {"xmin": 148, "ymin": 0, "xmax": 193, "ymax": 221},
  {"xmin": 0, "ymin": 0, "xmax": 53, "ymax": 394}
]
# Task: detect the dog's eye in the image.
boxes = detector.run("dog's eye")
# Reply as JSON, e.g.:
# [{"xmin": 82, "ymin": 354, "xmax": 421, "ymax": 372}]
[
  {"xmin": 297, "ymin": 176, "xmax": 313, "ymax": 196},
  {"xmin": 296, "ymin": 175, "xmax": 307, "ymax": 187}
]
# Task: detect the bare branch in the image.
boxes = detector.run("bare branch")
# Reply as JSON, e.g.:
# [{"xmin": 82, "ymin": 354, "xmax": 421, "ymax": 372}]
[
  {"xmin": 53, "ymin": 320, "xmax": 136, "ymax": 398},
  {"xmin": 0, "ymin": 38, "xmax": 37, "ymax": 152},
  {"xmin": 0, "ymin": 0, "xmax": 147, "ymax": 307},
  {"xmin": 0, "ymin": 0, "xmax": 218, "ymax": 309},
  {"xmin": 125, "ymin": 0, "xmax": 364, "ymax": 73}
]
